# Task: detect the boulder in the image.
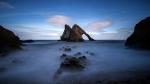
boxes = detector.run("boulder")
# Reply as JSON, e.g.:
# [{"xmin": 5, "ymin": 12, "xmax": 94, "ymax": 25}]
[
  {"xmin": 125, "ymin": 17, "xmax": 150, "ymax": 49},
  {"xmin": 74, "ymin": 52, "xmax": 82, "ymax": 56},
  {"xmin": 60, "ymin": 24, "xmax": 94, "ymax": 42},
  {"xmin": 60, "ymin": 56, "xmax": 87, "ymax": 70},
  {"xmin": 64, "ymin": 47, "xmax": 71, "ymax": 52},
  {"xmin": 54, "ymin": 55, "xmax": 88, "ymax": 79},
  {"xmin": 60, "ymin": 57, "xmax": 85, "ymax": 70},
  {"xmin": 0, "ymin": 25, "xmax": 22, "ymax": 53}
]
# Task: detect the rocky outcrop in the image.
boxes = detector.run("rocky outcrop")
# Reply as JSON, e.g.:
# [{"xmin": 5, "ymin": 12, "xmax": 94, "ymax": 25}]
[
  {"xmin": 60, "ymin": 24, "xmax": 72, "ymax": 41},
  {"xmin": 54, "ymin": 54, "xmax": 87, "ymax": 79},
  {"xmin": 22, "ymin": 40, "xmax": 34, "ymax": 43},
  {"xmin": 0, "ymin": 25, "xmax": 22, "ymax": 53},
  {"xmin": 125, "ymin": 17, "xmax": 150, "ymax": 49},
  {"xmin": 61, "ymin": 24, "xmax": 94, "ymax": 42},
  {"xmin": 60, "ymin": 56, "xmax": 87, "ymax": 70}
]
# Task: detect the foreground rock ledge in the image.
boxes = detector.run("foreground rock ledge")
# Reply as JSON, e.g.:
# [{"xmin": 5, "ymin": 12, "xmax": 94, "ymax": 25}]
[{"xmin": 60, "ymin": 24, "xmax": 94, "ymax": 42}]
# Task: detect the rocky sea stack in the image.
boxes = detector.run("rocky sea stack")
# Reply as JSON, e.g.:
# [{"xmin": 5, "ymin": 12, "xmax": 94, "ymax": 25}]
[
  {"xmin": 125, "ymin": 17, "xmax": 150, "ymax": 49},
  {"xmin": 0, "ymin": 25, "xmax": 22, "ymax": 53},
  {"xmin": 60, "ymin": 24, "xmax": 94, "ymax": 42}
]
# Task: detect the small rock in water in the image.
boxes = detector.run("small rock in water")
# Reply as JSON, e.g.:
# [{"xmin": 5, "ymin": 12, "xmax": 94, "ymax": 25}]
[
  {"xmin": 60, "ymin": 53, "xmax": 68, "ymax": 59},
  {"xmin": 64, "ymin": 47, "xmax": 71, "ymax": 52},
  {"xmin": 12, "ymin": 59, "xmax": 23, "ymax": 64},
  {"xmin": 60, "ymin": 57, "xmax": 85, "ymax": 70},
  {"xmin": 60, "ymin": 55, "xmax": 88, "ymax": 70},
  {"xmin": 54, "ymin": 55, "xmax": 88, "ymax": 79},
  {"xmin": 90, "ymin": 52, "xmax": 95, "ymax": 56},
  {"xmin": 85, "ymin": 51, "xmax": 95, "ymax": 56},
  {"xmin": 78, "ymin": 56, "xmax": 87, "ymax": 60},
  {"xmin": 74, "ymin": 52, "xmax": 82, "ymax": 56},
  {"xmin": 62, "ymin": 53, "xmax": 67, "ymax": 56},
  {"xmin": 85, "ymin": 51, "xmax": 89, "ymax": 54},
  {"xmin": 72, "ymin": 45, "xmax": 77, "ymax": 48}
]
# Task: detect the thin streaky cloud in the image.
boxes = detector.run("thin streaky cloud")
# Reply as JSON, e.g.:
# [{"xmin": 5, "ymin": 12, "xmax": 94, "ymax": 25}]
[
  {"xmin": 0, "ymin": 1, "xmax": 15, "ymax": 9},
  {"xmin": 48, "ymin": 15, "xmax": 73, "ymax": 27},
  {"xmin": 86, "ymin": 20, "xmax": 112, "ymax": 31}
]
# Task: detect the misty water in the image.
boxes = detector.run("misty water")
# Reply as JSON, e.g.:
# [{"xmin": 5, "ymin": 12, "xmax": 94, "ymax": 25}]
[{"xmin": 0, "ymin": 40, "xmax": 150, "ymax": 84}]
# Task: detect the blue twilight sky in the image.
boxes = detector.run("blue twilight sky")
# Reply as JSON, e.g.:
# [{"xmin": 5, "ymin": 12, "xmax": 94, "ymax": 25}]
[{"xmin": 0, "ymin": 0, "xmax": 150, "ymax": 40}]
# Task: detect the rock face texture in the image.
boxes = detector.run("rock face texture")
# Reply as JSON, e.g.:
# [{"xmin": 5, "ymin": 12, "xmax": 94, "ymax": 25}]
[
  {"xmin": 61, "ymin": 24, "xmax": 94, "ymax": 42},
  {"xmin": 0, "ymin": 25, "xmax": 22, "ymax": 53},
  {"xmin": 125, "ymin": 17, "xmax": 150, "ymax": 49}
]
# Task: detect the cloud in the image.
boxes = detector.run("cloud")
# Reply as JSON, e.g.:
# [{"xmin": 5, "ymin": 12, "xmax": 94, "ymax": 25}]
[
  {"xmin": 114, "ymin": 28, "xmax": 132, "ymax": 39},
  {"xmin": 86, "ymin": 20, "xmax": 112, "ymax": 31},
  {"xmin": 48, "ymin": 15, "xmax": 72, "ymax": 27},
  {"xmin": 47, "ymin": 16, "xmax": 114, "ymax": 39},
  {"xmin": 0, "ymin": 1, "xmax": 15, "ymax": 9},
  {"xmin": 8, "ymin": 25, "xmax": 62, "ymax": 40},
  {"xmin": 95, "ymin": 28, "xmax": 132, "ymax": 40}
]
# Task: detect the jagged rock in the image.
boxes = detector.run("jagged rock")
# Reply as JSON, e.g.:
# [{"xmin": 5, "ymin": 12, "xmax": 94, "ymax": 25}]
[
  {"xmin": 125, "ymin": 17, "xmax": 150, "ymax": 49},
  {"xmin": 59, "ymin": 54, "xmax": 88, "ymax": 70},
  {"xmin": 0, "ymin": 25, "xmax": 22, "ymax": 53},
  {"xmin": 60, "ymin": 53, "xmax": 68, "ymax": 59},
  {"xmin": 60, "ymin": 56, "xmax": 87, "ymax": 70},
  {"xmin": 61, "ymin": 24, "xmax": 94, "ymax": 42},
  {"xmin": 60, "ymin": 24, "xmax": 72, "ymax": 41},
  {"xmin": 54, "ymin": 55, "xmax": 88, "ymax": 79},
  {"xmin": 60, "ymin": 57, "xmax": 84, "ymax": 69},
  {"xmin": 78, "ymin": 56, "xmax": 87, "ymax": 63},
  {"xmin": 89, "ymin": 52, "xmax": 95, "ymax": 56},
  {"xmin": 74, "ymin": 52, "xmax": 82, "ymax": 56},
  {"xmin": 64, "ymin": 47, "xmax": 71, "ymax": 52}
]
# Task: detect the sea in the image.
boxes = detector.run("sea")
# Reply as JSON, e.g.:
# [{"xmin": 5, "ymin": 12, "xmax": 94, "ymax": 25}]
[{"xmin": 0, "ymin": 40, "xmax": 150, "ymax": 84}]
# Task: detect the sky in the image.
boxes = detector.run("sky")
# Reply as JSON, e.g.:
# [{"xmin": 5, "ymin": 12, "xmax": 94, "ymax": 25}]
[{"xmin": 0, "ymin": 0, "xmax": 150, "ymax": 40}]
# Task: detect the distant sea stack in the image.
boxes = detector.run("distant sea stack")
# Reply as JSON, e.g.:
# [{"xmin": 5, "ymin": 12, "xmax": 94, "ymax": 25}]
[
  {"xmin": 60, "ymin": 24, "xmax": 94, "ymax": 42},
  {"xmin": 125, "ymin": 17, "xmax": 150, "ymax": 49},
  {"xmin": 0, "ymin": 25, "xmax": 22, "ymax": 53}
]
